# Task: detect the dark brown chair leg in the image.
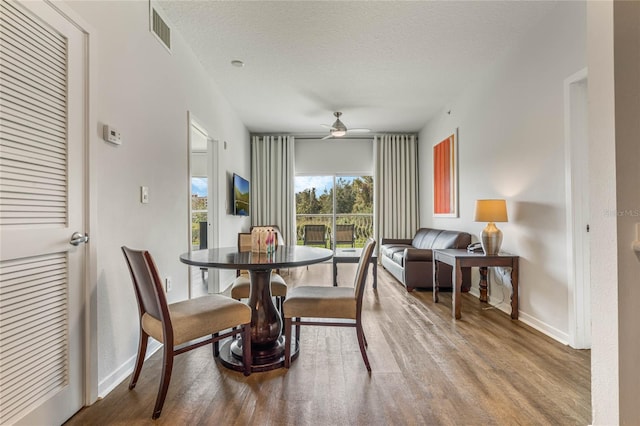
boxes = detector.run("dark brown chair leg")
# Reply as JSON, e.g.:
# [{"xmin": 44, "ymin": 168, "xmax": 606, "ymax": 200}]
[
  {"xmin": 279, "ymin": 296, "xmax": 286, "ymax": 323},
  {"xmin": 213, "ymin": 332, "xmax": 220, "ymax": 357},
  {"xmin": 153, "ymin": 345, "xmax": 174, "ymax": 419},
  {"xmin": 295, "ymin": 319, "xmax": 301, "ymax": 348},
  {"xmin": 356, "ymin": 323, "xmax": 371, "ymax": 372},
  {"xmin": 129, "ymin": 329, "xmax": 149, "ymax": 390},
  {"xmin": 284, "ymin": 318, "xmax": 292, "ymax": 368},
  {"xmin": 362, "ymin": 330, "xmax": 368, "ymax": 348},
  {"xmin": 242, "ymin": 324, "xmax": 252, "ymax": 376}
]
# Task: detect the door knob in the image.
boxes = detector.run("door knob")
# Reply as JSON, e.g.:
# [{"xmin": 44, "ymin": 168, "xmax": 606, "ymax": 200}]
[{"xmin": 70, "ymin": 232, "xmax": 89, "ymax": 246}]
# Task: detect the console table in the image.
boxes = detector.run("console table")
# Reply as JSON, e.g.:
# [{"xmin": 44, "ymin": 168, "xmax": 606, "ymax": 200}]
[{"xmin": 433, "ymin": 249, "xmax": 519, "ymax": 320}]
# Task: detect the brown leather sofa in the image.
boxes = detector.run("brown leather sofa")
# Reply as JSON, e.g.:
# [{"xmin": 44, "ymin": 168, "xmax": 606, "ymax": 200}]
[{"xmin": 380, "ymin": 228, "xmax": 472, "ymax": 292}]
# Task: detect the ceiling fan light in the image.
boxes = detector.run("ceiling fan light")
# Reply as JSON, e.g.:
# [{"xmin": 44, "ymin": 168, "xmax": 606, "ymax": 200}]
[{"xmin": 331, "ymin": 129, "xmax": 347, "ymax": 137}]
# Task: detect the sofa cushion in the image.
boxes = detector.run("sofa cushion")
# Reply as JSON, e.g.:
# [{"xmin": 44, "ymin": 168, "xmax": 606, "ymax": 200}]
[
  {"xmin": 381, "ymin": 244, "xmax": 411, "ymax": 261},
  {"xmin": 392, "ymin": 251, "xmax": 405, "ymax": 266},
  {"xmin": 432, "ymin": 230, "xmax": 470, "ymax": 249},
  {"xmin": 412, "ymin": 228, "xmax": 442, "ymax": 249}
]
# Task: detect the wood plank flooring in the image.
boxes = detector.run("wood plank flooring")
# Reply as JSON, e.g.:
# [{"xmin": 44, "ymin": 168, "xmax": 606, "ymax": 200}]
[{"xmin": 66, "ymin": 262, "xmax": 591, "ymax": 425}]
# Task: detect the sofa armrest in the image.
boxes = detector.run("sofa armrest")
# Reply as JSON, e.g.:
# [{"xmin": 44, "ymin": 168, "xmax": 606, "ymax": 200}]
[
  {"xmin": 381, "ymin": 238, "xmax": 413, "ymax": 245},
  {"xmin": 404, "ymin": 248, "xmax": 433, "ymax": 261}
]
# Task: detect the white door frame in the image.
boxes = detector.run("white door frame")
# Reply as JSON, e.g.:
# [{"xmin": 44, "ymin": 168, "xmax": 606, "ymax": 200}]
[
  {"xmin": 46, "ymin": 0, "xmax": 99, "ymax": 408},
  {"xmin": 187, "ymin": 113, "xmax": 219, "ymax": 295},
  {"xmin": 206, "ymin": 137, "xmax": 220, "ymax": 293},
  {"xmin": 564, "ymin": 68, "xmax": 591, "ymax": 349}
]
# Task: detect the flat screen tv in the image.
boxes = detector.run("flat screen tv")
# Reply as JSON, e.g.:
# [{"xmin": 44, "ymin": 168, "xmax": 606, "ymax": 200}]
[{"xmin": 233, "ymin": 173, "xmax": 250, "ymax": 216}]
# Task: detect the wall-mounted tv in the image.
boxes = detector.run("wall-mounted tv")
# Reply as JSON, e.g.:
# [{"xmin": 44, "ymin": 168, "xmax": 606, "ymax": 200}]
[{"xmin": 233, "ymin": 173, "xmax": 250, "ymax": 216}]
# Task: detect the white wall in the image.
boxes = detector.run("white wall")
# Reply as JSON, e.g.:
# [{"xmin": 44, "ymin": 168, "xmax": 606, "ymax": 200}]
[
  {"xmin": 295, "ymin": 138, "xmax": 374, "ymax": 175},
  {"xmin": 588, "ymin": 1, "xmax": 640, "ymax": 423},
  {"xmin": 418, "ymin": 2, "xmax": 586, "ymax": 342},
  {"xmin": 613, "ymin": 3, "xmax": 640, "ymax": 421},
  {"xmin": 587, "ymin": 3, "xmax": 618, "ymax": 423},
  {"xmin": 65, "ymin": 1, "xmax": 251, "ymax": 396}
]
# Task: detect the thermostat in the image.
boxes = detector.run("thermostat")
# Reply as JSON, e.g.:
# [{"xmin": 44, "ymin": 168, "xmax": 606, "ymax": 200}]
[{"xmin": 103, "ymin": 125, "xmax": 122, "ymax": 145}]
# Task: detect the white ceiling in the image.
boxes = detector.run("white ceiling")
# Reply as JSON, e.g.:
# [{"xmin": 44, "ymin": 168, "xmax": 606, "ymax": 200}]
[{"xmin": 158, "ymin": 1, "xmax": 559, "ymax": 136}]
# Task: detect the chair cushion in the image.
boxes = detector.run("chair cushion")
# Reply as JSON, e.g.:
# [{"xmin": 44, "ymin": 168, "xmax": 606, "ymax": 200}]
[
  {"xmin": 283, "ymin": 286, "xmax": 356, "ymax": 319},
  {"xmin": 142, "ymin": 295, "xmax": 251, "ymax": 346},
  {"xmin": 230, "ymin": 273, "xmax": 288, "ymax": 298}
]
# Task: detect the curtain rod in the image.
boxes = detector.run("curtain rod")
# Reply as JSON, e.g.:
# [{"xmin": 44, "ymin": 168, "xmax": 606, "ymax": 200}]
[{"xmin": 250, "ymin": 132, "xmax": 418, "ymax": 140}]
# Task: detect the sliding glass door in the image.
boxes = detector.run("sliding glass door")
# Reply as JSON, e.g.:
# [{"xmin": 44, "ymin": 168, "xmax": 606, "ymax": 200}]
[{"xmin": 295, "ymin": 175, "xmax": 373, "ymax": 249}]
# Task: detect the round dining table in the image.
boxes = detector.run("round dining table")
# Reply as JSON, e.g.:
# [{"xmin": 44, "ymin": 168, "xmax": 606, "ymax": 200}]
[{"xmin": 180, "ymin": 245, "xmax": 333, "ymax": 372}]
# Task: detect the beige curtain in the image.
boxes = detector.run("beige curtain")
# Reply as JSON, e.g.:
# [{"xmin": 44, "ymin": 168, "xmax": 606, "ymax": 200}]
[
  {"xmin": 374, "ymin": 134, "xmax": 420, "ymax": 242},
  {"xmin": 251, "ymin": 135, "xmax": 296, "ymax": 245}
]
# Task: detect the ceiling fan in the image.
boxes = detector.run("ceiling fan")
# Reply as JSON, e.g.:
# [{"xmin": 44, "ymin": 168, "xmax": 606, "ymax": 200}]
[{"xmin": 320, "ymin": 112, "xmax": 370, "ymax": 140}]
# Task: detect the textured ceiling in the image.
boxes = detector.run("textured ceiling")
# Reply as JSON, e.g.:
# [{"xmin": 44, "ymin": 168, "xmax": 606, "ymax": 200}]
[{"xmin": 158, "ymin": 1, "xmax": 559, "ymax": 136}]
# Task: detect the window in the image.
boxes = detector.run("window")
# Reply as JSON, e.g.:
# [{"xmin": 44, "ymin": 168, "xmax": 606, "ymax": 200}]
[{"xmin": 295, "ymin": 175, "xmax": 373, "ymax": 248}]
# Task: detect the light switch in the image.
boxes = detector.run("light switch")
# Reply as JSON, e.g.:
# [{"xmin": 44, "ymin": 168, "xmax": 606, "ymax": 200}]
[{"xmin": 141, "ymin": 186, "xmax": 149, "ymax": 204}]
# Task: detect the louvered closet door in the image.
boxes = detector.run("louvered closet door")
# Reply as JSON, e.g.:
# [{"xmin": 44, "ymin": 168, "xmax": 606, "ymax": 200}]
[{"xmin": 0, "ymin": 1, "xmax": 86, "ymax": 425}]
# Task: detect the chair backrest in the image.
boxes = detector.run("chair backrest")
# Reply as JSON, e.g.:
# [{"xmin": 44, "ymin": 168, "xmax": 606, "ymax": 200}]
[
  {"xmin": 122, "ymin": 247, "xmax": 172, "ymax": 333},
  {"xmin": 303, "ymin": 224, "xmax": 326, "ymax": 245},
  {"xmin": 335, "ymin": 224, "xmax": 355, "ymax": 245},
  {"xmin": 238, "ymin": 232, "xmax": 252, "ymax": 252},
  {"xmin": 353, "ymin": 238, "xmax": 376, "ymax": 316},
  {"xmin": 236, "ymin": 233, "xmax": 252, "ymax": 276}
]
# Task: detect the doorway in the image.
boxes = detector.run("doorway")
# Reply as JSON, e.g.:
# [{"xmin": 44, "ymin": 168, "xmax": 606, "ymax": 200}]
[{"xmin": 188, "ymin": 115, "xmax": 219, "ymax": 296}]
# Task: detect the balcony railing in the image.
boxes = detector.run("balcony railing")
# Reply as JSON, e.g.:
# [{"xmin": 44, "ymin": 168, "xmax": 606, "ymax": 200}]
[{"xmin": 296, "ymin": 213, "xmax": 373, "ymax": 248}]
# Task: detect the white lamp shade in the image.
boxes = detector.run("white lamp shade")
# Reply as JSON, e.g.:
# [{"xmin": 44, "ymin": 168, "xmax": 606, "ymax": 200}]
[{"xmin": 474, "ymin": 199, "xmax": 508, "ymax": 222}]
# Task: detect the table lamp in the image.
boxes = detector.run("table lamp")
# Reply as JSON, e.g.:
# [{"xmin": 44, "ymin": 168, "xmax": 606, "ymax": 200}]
[{"xmin": 474, "ymin": 199, "xmax": 508, "ymax": 255}]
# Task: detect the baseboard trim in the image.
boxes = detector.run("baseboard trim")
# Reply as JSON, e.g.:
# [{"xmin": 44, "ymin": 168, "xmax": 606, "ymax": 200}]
[
  {"xmin": 468, "ymin": 287, "xmax": 570, "ymax": 345},
  {"xmin": 97, "ymin": 340, "xmax": 162, "ymax": 398},
  {"xmin": 517, "ymin": 311, "xmax": 570, "ymax": 345}
]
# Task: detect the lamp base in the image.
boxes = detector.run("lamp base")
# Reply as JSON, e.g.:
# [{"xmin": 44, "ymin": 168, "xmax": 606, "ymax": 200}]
[{"xmin": 481, "ymin": 222, "xmax": 503, "ymax": 255}]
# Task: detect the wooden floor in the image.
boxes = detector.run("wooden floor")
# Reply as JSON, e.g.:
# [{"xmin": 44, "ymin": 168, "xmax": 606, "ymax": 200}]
[{"xmin": 66, "ymin": 263, "xmax": 591, "ymax": 425}]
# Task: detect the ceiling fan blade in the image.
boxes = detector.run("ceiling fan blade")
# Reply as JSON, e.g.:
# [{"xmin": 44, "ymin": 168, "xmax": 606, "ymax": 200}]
[
  {"xmin": 321, "ymin": 134, "xmax": 333, "ymax": 140},
  {"xmin": 346, "ymin": 128, "xmax": 371, "ymax": 133},
  {"xmin": 320, "ymin": 124, "xmax": 337, "ymax": 130}
]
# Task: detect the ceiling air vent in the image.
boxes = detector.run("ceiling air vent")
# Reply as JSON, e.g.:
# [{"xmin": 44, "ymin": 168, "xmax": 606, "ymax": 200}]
[{"xmin": 150, "ymin": 4, "xmax": 171, "ymax": 52}]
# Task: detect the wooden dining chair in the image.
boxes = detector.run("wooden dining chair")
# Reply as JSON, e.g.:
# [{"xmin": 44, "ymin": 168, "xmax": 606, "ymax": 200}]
[
  {"xmin": 283, "ymin": 238, "xmax": 376, "ymax": 371},
  {"xmin": 230, "ymin": 233, "xmax": 288, "ymax": 313},
  {"xmin": 122, "ymin": 246, "xmax": 252, "ymax": 419}
]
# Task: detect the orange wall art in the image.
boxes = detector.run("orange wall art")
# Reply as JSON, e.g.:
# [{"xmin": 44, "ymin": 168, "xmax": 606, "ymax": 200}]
[{"xmin": 433, "ymin": 131, "xmax": 458, "ymax": 217}]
